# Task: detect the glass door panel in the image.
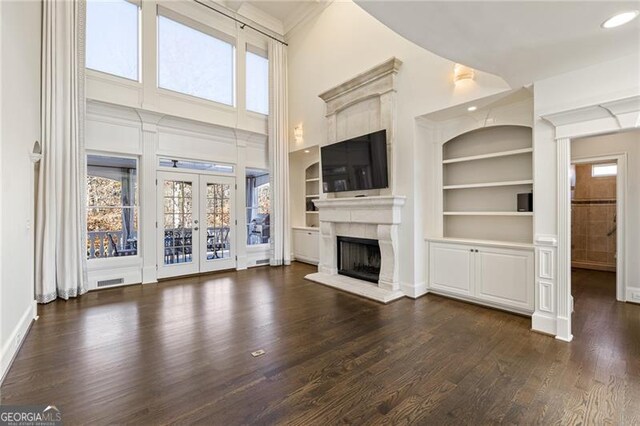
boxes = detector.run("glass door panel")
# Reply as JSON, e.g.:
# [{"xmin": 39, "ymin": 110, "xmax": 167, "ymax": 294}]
[
  {"xmin": 200, "ymin": 175, "xmax": 235, "ymax": 272},
  {"xmin": 157, "ymin": 172, "xmax": 200, "ymax": 278}
]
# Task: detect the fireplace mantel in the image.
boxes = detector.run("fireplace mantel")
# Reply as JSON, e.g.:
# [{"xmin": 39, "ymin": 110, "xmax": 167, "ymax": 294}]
[
  {"xmin": 313, "ymin": 196, "xmax": 406, "ymax": 225},
  {"xmin": 305, "ymin": 195, "xmax": 406, "ymax": 303}
]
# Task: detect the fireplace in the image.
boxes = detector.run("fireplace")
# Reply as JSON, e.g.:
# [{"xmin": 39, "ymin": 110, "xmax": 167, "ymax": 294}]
[{"xmin": 337, "ymin": 236, "xmax": 381, "ymax": 284}]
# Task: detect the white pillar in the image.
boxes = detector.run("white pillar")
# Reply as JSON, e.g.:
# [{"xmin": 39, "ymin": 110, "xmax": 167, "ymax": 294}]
[
  {"xmin": 555, "ymin": 137, "xmax": 573, "ymax": 342},
  {"xmin": 138, "ymin": 112, "xmax": 163, "ymax": 284}
]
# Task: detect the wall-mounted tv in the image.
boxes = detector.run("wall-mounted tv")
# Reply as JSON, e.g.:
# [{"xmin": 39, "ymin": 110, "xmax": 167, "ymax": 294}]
[{"xmin": 321, "ymin": 129, "xmax": 388, "ymax": 193}]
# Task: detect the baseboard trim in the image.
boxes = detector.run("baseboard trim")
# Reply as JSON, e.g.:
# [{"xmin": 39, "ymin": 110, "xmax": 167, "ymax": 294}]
[
  {"xmin": 401, "ymin": 281, "xmax": 428, "ymax": 299},
  {"xmin": 626, "ymin": 286, "xmax": 640, "ymax": 304},
  {"xmin": 1, "ymin": 301, "xmax": 37, "ymax": 385},
  {"xmin": 532, "ymin": 311, "xmax": 556, "ymax": 336}
]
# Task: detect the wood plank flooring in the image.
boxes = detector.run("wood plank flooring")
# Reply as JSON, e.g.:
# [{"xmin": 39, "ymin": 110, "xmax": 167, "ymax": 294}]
[{"xmin": 1, "ymin": 263, "xmax": 638, "ymax": 424}]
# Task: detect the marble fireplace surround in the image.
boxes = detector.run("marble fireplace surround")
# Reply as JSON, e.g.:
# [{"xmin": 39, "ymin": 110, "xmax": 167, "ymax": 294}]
[{"xmin": 305, "ymin": 196, "xmax": 406, "ymax": 303}]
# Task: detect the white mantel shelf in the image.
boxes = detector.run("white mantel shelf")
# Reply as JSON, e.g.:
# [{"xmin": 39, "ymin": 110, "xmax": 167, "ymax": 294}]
[{"xmin": 313, "ymin": 195, "xmax": 406, "ymax": 225}]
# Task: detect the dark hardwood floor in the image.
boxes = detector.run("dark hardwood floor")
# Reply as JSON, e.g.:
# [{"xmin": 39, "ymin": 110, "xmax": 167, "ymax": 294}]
[{"xmin": 1, "ymin": 263, "xmax": 638, "ymax": 424}]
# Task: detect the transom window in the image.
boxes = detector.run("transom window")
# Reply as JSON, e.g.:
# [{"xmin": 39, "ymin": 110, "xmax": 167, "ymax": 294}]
[
  {"xmin": 592, "ymin": 163, "xmax": 617, "ymax": 177},
  {"xmin": 157, "ymin": 11, "xmax": 235, "ymax": 105},
  {"xmin": 86, "ymin": 155, "xmax": 139, "ymax": 259},
  {"xmin": 86, "ymin": 0, "xmax": 139, "ymax": 81},
  {"xmin": 159, "ymin": 158, "xmax": 234, "ymax": 174}
]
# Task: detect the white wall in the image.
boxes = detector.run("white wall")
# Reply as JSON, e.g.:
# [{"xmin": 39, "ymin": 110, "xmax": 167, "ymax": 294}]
[
  {"xmin": 572, "ymin": 130, "xmax": 640, "ymax": 294},
  {"xmin": 0, "ymin": 0, "xmax": 41, "ymax": 380},
  {"xmin": 287, "ymin": 0, "xmax": 509, "ymax": 292}
]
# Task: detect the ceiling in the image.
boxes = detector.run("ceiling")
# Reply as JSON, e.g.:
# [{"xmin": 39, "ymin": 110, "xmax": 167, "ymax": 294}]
[
  {"xmin": 222, "ymin": 0, "xmax": 328, "ymax": 35},
  {"xmin": 355, "ymin": 1, "xmax": 640, "ymax": 87}
]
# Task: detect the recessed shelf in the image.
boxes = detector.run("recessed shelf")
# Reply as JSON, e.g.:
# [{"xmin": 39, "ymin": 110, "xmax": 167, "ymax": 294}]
[
  {"xmin": 443, "ymin": 148, "xmax": 533, "ymax": 164},
  {"xmin": 443, "ymin": 211, "xmax": 533, "ymax": 216},
  {"xmin": 306, "ymin": 211, "xmax": 319, "ymax": 214},
  {"xmin": 305, "ymin": 178, "xmax": 320, "ymax": 182},
  {"xmin": 443, "ymin": 180, "xmax": 533, "ymax": 190},
  {"xmin": 305, "ymin": 194, "xmax": 319, "ymax": 198}
]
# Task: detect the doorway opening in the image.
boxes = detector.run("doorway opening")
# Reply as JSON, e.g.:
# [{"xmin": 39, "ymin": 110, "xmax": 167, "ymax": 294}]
[
  {"xmin": 570, "ymin": 159, "xmax": 618, "ymax": 305},
  {"xmin": 569, "ymin": 129, "xmax": 637, "ymax": 339}
]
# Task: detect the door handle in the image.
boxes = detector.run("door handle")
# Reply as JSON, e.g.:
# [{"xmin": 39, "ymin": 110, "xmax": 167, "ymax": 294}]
[{"xmin": 194, "ymin": 227, "xmax": 199, "ymax": 231}]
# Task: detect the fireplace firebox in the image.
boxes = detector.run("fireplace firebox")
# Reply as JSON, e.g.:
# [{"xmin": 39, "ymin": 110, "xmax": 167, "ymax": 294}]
[{"xmin": 337, "ymin": 236, "xmax": 381, "ymax": 284}]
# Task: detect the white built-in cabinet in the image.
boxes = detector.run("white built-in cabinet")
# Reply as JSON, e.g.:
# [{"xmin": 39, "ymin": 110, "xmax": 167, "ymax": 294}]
[
  {"xmin": 292, "ymin": 227, "xmax": 319, "ymax": 265},
  {"xmin": 289, "ymin": 148, "xmax": 320, "ymax": 265},
  {"xmin": 423, "ymin": 89, "xmax": 535, "ymax": 315},
  {"xmin": 428, "ymin": 239, "xmax": 534, "ymax": 314}
]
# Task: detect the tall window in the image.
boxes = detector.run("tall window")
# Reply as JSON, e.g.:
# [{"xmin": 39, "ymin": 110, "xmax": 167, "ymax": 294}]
[
  {"xmin": 86, "ymin": 0, "xmax": 139, "ymax": 81},
  {"xmin": 246, "ymin": 169, "xmax": 270, "ymax": 245},
  {"xmin": 246, "ymin": 48, "xmax": 268, "ymax": 115},
  {"xmin": 86, "ymin": 155, "xmax": 138, "ymax": 259},
  {"xmin": 158, "ymin": 12, "xmax": 235, "ymax": 105}
]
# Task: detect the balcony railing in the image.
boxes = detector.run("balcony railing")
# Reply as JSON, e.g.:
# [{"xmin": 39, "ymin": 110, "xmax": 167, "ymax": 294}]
[{"xmin": 87, "ymin": 230, "xmax": 137, "ymax": 259}]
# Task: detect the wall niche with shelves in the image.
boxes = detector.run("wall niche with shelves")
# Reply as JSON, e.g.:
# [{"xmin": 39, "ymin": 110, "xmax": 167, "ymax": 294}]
[
  {"xmin": 442, "ymin": 125, "xmax": 533, "ymax": 244},
  {"xmin": 304, "ymin": 162, "xmax": 320, "ymax": 227}
]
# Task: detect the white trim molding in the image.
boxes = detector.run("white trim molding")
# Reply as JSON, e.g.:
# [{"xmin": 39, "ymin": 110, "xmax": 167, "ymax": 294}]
[
  {"xmin": 538, "ymin": 94, "xmax": 640, "ymax": 342},
  {"xmin": 1, "ymin": 301, "xmax": 37, "ymax": 384}
]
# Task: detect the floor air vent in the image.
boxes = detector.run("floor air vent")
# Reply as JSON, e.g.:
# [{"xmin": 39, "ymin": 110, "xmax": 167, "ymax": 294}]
[
  {"xmin": 256, "ymin": 259, "xmax": 270, "ymax": 265},
  {"xmin": 97, "ymin": 278, "xmax": 124, "ymax": 287}
]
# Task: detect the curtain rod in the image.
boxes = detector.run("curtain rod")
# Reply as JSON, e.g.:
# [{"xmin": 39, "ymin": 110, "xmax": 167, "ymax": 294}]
[{"xmin": 193, "ymin": 0, "xmax": 288, "ymax": 46}]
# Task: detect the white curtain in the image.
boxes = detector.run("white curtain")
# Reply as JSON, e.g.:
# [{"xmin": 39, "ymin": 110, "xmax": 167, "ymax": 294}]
[
  {"xmin": 36, "ymin": 0, "xmax": 88, "ymax": 303},
  {"xmin": 268, "ymin": 40, "xmax": 291, "ymax": 266}
]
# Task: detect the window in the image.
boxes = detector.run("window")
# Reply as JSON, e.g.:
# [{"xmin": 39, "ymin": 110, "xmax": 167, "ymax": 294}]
[
  {"xmin": 246, "ymin": 169, "xmax": 270, "ymax": 245},
  {"xmin": 246, "ymin": 48, "xmax": 269, "ymax": 115},
  {"xmin": 86, "ymin": 155, "xmax": 138, "ymax": 259},
  {"xmin": 158, "ymin": 158, "xmax": 234, "ymax": 174},
  {"xmin": 158, "ymin": 12, "xmax": 235, "ymax": 105},
  {"xmin": 86, "ymin": 0, "xmax": 139, "ymax": 81},
  {"xmin": 592, "ymin": 163, "xmax": 617, "ymax": 177}
]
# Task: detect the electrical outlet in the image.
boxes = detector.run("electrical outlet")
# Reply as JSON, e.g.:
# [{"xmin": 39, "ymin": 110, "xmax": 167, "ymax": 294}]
[{"xmin": 251, "ymin": 349, "xmax": 266, "ymax": 357}]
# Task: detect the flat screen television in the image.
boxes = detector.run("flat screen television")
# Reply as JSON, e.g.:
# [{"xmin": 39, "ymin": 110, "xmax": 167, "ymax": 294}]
[{"xmin": 321, "ymin": 129, "xmax": 388, "ymax": 193}]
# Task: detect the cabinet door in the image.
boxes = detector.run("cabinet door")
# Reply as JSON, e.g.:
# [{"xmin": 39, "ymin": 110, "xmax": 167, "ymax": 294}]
[
  {"xmin": 475, "ymin": 247, "xmax": 534, "ymax": 311},
  {"xmin": 293, "ymin": 230, "xmax": 319, "ymax": 264},
  {"xmin": 429, "ymin": 243, "xmax": 475, "ymax": 296}
]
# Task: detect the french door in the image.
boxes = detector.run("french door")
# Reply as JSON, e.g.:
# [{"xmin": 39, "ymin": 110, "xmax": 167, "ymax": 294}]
[{"xmin": 157, "ymin": 171, "xmax": 236, "ymax": 279}]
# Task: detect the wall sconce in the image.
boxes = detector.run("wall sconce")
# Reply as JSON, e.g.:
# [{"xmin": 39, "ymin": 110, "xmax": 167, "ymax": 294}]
[
  {"xmin": 294, "ymin": 124, "xmax": 303, "ymax": 144},
  {"xmin": 453, "ymin": 63, "xmax": 475, "ymax": 84}
]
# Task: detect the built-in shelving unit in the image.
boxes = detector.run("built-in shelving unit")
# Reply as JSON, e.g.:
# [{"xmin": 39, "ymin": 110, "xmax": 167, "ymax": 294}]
[
  {"xmin": 305, "ymin": 162, "xmax": 320, "ymax": 227},
  {"xmin": 442, "ymin": 125, "xmax": 533, "ymax": 244}
]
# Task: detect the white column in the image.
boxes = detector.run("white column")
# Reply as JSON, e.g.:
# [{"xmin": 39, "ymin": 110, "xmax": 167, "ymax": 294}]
[
  {"xmin": 138, "ymin": 112, "xmax": 162, "ymax": 284},
  {"xmin": 236, "ymin": 139, "xmax": 248, "ymax": 270},
  {"xmin": 555, "ymin": 137, "xmax": 573, "ymax": 342}
]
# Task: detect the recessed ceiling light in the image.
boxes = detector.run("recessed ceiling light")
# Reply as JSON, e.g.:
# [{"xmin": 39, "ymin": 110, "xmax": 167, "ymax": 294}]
[
  {"xmin": 602, "ymin": 10, "xmax": 639, "ymax": 29},
  {"xmin": 467, "ymin": 106, "xmax": 477, "ymax": 112},
  {"xmin": 304, "ymin": 150, "xmax": 310, "ymax": 153}
]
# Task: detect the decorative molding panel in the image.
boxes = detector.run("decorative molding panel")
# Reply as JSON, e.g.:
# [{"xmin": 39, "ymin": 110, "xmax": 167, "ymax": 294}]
[
  {"xmin": 538, "ymin": 248, "xmax": 554, "ymax": 280},
  {"xmin": 538, "ymin": 280, "xmax": 554, "ymax": 313}
]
